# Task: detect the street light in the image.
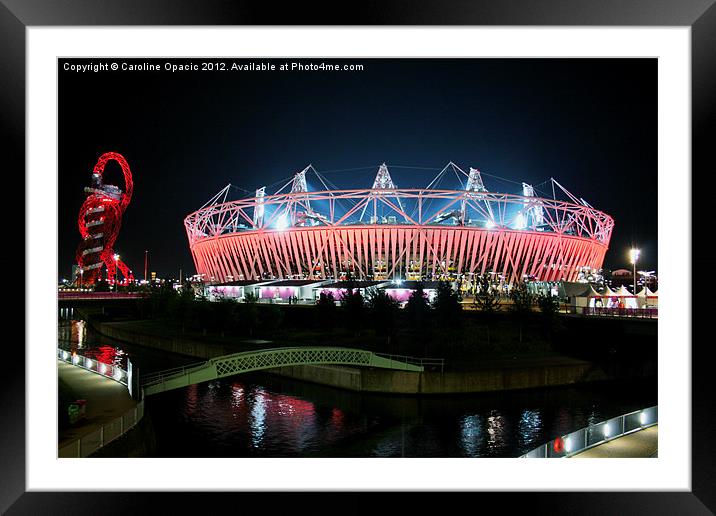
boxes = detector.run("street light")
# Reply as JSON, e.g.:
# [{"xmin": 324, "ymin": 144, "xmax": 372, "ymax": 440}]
[
  {"xmin": 629, "ymin": 248, "xmax": 640, "ymax": 296},
  {"xmin": 113, "ymin": 254, "xmax": 120, "ymax": 291}
]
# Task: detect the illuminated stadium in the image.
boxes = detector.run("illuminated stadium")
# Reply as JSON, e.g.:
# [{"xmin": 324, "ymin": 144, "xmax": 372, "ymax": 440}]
[{"xmin": 184, "ymin": 162, "xmax": 614, "ymax": 286}]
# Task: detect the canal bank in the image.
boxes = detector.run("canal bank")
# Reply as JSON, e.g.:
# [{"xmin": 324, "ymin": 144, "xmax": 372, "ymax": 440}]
[
  {"xmin": 60, "ymin": 319, "xmax": 658, "ymax": 458},
  {"xmin": 88, "ymin": 318, "xmax": 610, "ymax": 395}
]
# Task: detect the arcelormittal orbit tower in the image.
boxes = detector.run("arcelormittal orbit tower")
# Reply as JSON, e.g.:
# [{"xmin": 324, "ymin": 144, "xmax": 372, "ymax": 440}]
[{"xmin": 75, "ymin": 152, "xmax": 135, "ymax": 285}]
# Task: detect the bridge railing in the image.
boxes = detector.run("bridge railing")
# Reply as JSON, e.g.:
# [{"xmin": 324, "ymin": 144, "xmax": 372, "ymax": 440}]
[
  {"xmin": 374, "ymin": 352, "xmax": 445, "ymax": 373},
  {"xmin": 140, "ymin": 360, "xmax": 207, "ymax": 387},
  {"xmin": 140, "ymin": 347, "xmax": 443, "ymax": 393},
  {"xmin": 520, "ymin": 405, "xmax": 658, "ymax": 458}
]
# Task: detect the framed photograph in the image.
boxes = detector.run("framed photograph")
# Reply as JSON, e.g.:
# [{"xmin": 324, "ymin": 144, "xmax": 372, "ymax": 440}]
[{"xmin": 5, "ymin": 0, "xmax": 713, "ymax": 513}]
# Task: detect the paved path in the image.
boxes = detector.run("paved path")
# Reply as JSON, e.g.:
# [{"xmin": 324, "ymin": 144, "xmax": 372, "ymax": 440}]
[
  {"xmin": 58, "ymin": 360, "xmax": 137, "ymax": 449},
  {"xmin": 571, "ymin": 425, "xmax": 658, "ymax": 458}
]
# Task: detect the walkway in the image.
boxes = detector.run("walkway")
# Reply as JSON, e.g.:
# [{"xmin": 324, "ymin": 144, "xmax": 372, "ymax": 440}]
[
  {"xmin": 571, "ymin": 425, "xmax": 658, "ymax": 458},
  {"xmin": 58, "ymin": 360, "xmax": 137, "ymax": 451}
]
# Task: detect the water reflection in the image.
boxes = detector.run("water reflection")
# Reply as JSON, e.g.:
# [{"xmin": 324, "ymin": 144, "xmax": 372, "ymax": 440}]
[
  {"xmin": 61, "ymin": 318, "xmax": 658, "ymax": 458},
  {"xmin": 249, "ymin": 389, "xmax": 266, "ymax": 449},
  {"xmin": 460, "ymin": 415, "xmax": 484, "ymax": 456},
  {"xmin": 486, "ymin": 411, "xmax": 508, "ymax": 454},
  {"xmin": 147, "ymin": 374, "xmax": 659, "ymax": 457},
  {"xmin": 517, "ymin": 409, "xmax": 542, "ymax": 450}
]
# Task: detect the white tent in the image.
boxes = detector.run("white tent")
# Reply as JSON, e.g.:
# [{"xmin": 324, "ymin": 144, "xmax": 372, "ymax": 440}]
[
  {"xmin": 586, "ymin": 285, "xmax": 602, "ymax": 297},
  {"xmin": 616, "ymin": 285, "xmax": 633, "ymax": 297},
  {"xmin": 636, "ymin": 288, "xmax": 650, "ymax": 308},
  {"xmin": 644, "ymin": 287, "xmax": 658, "ymax": 307},
  {"xmin": 603, "ymin": 286, "xmax": 618, "ymax": 297},
  {"xmin": 587, "ymin": 285, "xmax": 605, "ymax": 307}
]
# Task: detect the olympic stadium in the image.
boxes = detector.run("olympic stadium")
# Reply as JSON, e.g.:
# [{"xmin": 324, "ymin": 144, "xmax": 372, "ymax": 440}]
[{"xmin": 184, "ymin": 162, "xmax": 614, "ymax": 288}]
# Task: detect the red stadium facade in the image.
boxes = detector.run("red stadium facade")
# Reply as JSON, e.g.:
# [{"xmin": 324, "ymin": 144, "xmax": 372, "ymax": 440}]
[
  {"xmin": 185, "ymin": 163, "xmax": 614, "ymax": 286},
  {"xmin": 75, "ymin": 152, "xmax": 135, "ymax": 285}
]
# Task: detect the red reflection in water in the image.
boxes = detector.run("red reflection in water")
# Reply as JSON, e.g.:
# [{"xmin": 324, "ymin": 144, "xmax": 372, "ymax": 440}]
[
  {"xmin": 185, "ymin": 383, "xmax": 199, "ymax": 414},
  {"xmin": 330, "ymin": 407, "xmax": 345, "ymax": 430},
  {"xmin": 72, "ymin": 344, "xmax": 127, "ymax": 369},
  {"xmin": 261, "ymin": 393, "xmax": 316, "ymax": 450},
  {"xmin": 227, "ymin": 384, "xmax": 318, "ymax": 434}
]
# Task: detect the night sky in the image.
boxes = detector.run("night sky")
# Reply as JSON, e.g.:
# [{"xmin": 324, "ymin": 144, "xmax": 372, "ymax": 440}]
[{"xmin": 58, "ymin": 58, "xmax": 657, "ymax": 280}]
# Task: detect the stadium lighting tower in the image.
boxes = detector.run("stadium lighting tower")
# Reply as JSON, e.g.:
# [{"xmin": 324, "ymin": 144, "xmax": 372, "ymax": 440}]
[{"xmin": 629, "ymin": 248, "xmax": 640, "ymax": 295}]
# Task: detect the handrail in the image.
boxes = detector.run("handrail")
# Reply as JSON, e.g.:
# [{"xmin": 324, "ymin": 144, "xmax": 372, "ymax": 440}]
[
  {"xmin": 520, "ymin": 405, "xmax": 658, "ymax": 458},
  {"xmin": 141, "ymin": 360, "xmax": 208, "ymax": 386},
  {"xmin": 58, "ymin": 399, "xmax": 144, "ymax": 458},
  {"xmin": 57, "ymin": 348, "xmax": 129, "ymax": 387},
  {"xmin": 373, "ymin": 352, "xmax": 445, "ymax": 372}
]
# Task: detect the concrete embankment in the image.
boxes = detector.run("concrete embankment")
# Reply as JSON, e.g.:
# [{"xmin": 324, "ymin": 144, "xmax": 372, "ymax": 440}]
[
  {"xmin": 89, "ymin": 319, "xmax": 609, "ymax": 395},
  {"xmin": 266, "ymin": 359, "xmax": 607, "ymax": 395},
  {"xmin": 90, "ymin": 319, "xmax": 236, "ymax": 360}
]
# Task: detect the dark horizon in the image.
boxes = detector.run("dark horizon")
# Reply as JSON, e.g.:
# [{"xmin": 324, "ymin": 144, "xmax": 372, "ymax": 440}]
[{"xmin": 58, "ymin": 58, "xmax": 657, "ymax": 280}]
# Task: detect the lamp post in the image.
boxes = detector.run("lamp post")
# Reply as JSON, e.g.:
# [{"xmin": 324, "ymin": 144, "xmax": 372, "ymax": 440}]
[
  {"xmin": 113, "ymin": 254, "xmax": 120, "ymax": 291},
  {"xmin": 629, "ymin": 248, "xmax": 640, "ymax": 297}
]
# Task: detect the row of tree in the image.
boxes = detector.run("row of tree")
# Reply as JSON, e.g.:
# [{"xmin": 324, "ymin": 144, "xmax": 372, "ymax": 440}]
[{"xmin": 136, "ymin": 276, "xmax": 560, "ymax": 346}]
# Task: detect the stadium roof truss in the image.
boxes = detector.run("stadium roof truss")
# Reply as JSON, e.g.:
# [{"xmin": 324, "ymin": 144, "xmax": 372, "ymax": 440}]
[{"xmin": 185, "ymin": 163, "xmax": 614, "ymax": 284}]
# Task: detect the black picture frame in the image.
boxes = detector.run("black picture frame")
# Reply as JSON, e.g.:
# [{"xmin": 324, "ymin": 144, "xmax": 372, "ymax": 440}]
[{"xmin": 4, "ymin": 1, "xmax": 714, "ymax": 513}]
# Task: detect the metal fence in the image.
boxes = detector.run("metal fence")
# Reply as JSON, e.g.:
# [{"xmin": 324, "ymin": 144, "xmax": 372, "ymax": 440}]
[
  {"xmin": 57, "ymin": 348, "xmax": 129, "ymax": 387},
  {"xmin": 140, "ymin": 360, "xmax": 206, "ymax": 388},
  {"xmin": 374, "ymin": 352, "xmax": 445, "ymax": 373},
  {"xmin": 582, "ymin": 307, "xmax": 658, "ymax": 319},
  {"xmin": 520, "ymin": 406, "xmax": 658, "ymax": 458},
  {"xmin": 58, "ymin": 400, "xmax": 145, "ymax": 458},
  {"xmin": 58, "ymin": 291, "xmax": 149, "ymax": 300},
  {"xmin": 58, "ymin": 348, "xmax": 144, "ymax": 457}
]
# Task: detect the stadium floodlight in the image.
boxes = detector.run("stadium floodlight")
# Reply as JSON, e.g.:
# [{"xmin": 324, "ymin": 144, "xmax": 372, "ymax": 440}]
[{"xmin": 276, "ymin": 213, "xmax": 290, "ymax": 231}]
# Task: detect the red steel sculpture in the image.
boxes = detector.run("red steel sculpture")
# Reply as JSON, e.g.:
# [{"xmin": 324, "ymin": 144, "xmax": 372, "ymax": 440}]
[
  {"xmin": 75, "ymin": 152, "xmax": 135, "ymax": 285},
  {"xmin": 184, "ymin": 163, "xmax": 614, "ymax": 286}
]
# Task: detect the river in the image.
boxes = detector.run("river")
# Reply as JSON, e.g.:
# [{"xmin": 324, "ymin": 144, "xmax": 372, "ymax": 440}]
[{"xmin": 58, "ymin": 316, "xmax": 657, "ymax": 458}]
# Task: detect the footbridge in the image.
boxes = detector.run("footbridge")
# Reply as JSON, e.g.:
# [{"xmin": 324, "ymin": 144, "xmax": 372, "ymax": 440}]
[{"xmin": 141, "ymin": 347, "xmax": 436, "ymax": 396}]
